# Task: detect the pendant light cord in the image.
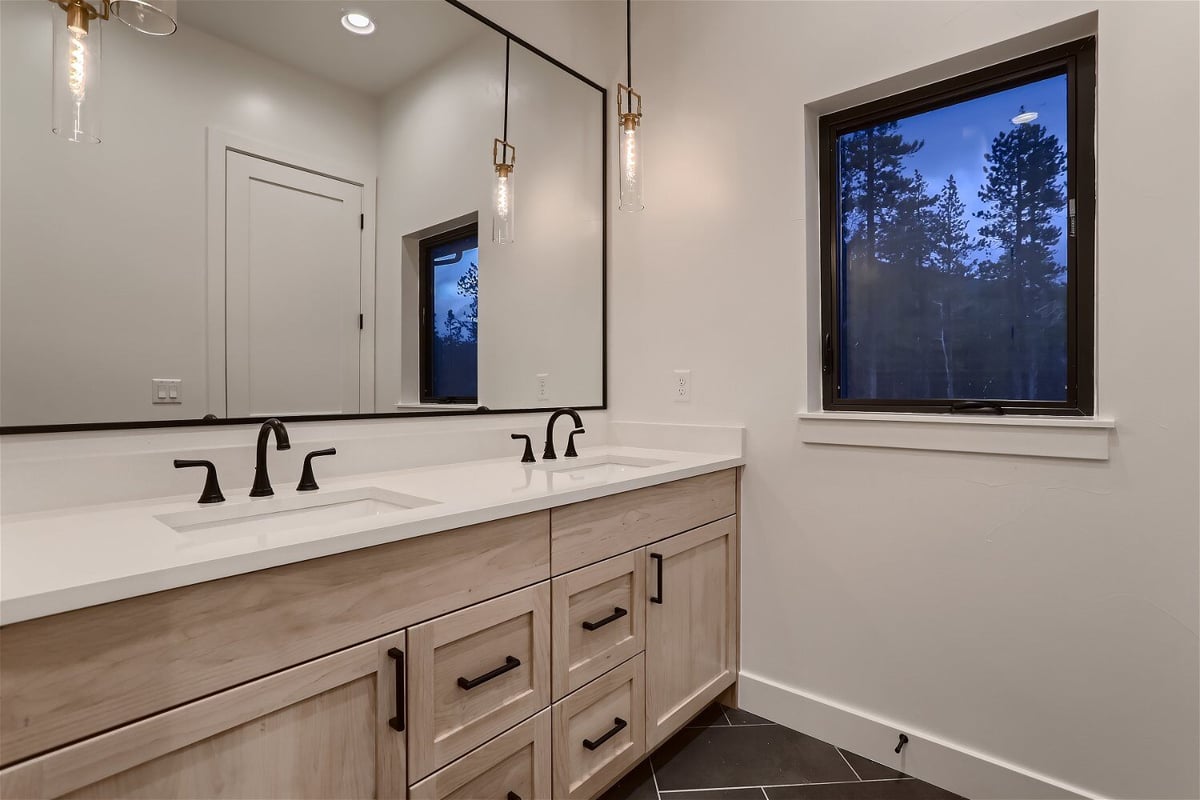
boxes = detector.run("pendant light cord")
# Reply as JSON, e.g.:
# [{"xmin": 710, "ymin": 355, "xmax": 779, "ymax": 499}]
[
  {"xmin": 626, "ymin": 0, "xmax": 632, "ymax": 87},
  {"xmin": 503, "ymin": 37, "xmax": 511, "ymax": 142}
]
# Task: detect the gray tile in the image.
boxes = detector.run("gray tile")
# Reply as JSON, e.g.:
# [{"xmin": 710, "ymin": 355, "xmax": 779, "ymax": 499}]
[
  {"xmin": 766, "ymin": 778, "xmax": 966, "ymax": 800},
  {"xmin": 838, "ymin": 749, "xmax": 908, "ymax": 781},
  {"xmin": 664, "ymin": 790, "xmax": 767, "ymax": 800},
  {"xmin": 652, "ymin": 724, "xmax": 857, "ymax": 790},
  {"xmin": 722, "ymin": 705, "xmax": 776, "ymax": 726},
  {"xmin": 687, "ymin": 702, "xmax": 733, "ymax": 728},
  {"xmin": 599, "ymin": 758, "xmax": 658, "ymax": 800}
]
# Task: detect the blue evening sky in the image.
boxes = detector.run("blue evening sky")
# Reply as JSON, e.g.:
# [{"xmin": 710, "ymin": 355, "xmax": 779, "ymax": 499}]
[
  {"xmin": 889, "ymin": 73, "xmax": 1068, "ymax": 264},
  {"xmin": 432, "ymin": 246, "xmax": 477, "ymax": 338}
]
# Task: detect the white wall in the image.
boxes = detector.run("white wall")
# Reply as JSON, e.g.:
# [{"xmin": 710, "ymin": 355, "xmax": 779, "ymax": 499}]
[
  {"xmin": 374, "ymin": 32, "xmax": 604, "ymax": 410},
  {"xmin": 608, "ymin": 2, "xmax": 1199, "ymax": 799},
  {"xmin": 0, "ymin": 1, "xmax": 379, "ymax": 426}
]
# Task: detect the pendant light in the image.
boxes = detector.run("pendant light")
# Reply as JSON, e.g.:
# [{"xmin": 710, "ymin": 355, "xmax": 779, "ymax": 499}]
[
  {"xmin": 47, "ymin": 0, "xmax": 178, "ymax": 144},
  {"xmin": 493, "ymin": 37, "xmax": 516, "ymax": 244},
  {"xmin": 617, "ymin": 0, "xmax": 643, "ymax": 212}
]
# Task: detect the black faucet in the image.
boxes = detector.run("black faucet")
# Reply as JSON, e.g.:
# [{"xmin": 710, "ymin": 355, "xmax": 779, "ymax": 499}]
[
  {"xmin": 250, "ymin": 418, "xmax": 291, "ymax": 497},
  {"xmin": 543, "ymin": 408, "xmax": 583, "ymax": 460}
]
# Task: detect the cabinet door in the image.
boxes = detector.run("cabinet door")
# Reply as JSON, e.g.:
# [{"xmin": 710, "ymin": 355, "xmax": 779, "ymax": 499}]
[
  {"xmin": 0, "ymin": 632, "xmax": 407, "ymax": 799},
  {"xmin": 644, "ymin": 516, "xmax": 737, "ymax": 748},
  {"xmin": 409, "ymin": 709, "xmax": 551, "ymax": 800}
]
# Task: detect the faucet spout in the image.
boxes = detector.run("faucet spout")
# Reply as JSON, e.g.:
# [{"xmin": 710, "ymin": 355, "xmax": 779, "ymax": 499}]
[
  {"xmin": 250, "ymin": 418, "xmax": 291, "ymax": 497},
  {"xmin": 543, "ymin": 408, "xmax": 583, "ymax": 460}
]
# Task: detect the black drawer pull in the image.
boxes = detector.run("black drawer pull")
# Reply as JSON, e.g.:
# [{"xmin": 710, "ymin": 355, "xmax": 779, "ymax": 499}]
[
  {"xmin": 507, "ymin": 794, "xmax": 521, "ymax": 800},
  {"xmin": 650, "ymin": 553, "xmax": 664, "ymax": 604},
  {"xmin": 387, "ymin": 647, "xmax": 405, "ymax": 732},
  {"xmin": 583, "ymin": 717, "xmax": 627, "ymax": 751},
  {"xmin": 457, "ymin": 655, "xmax": 521, "ymax": 690},
  {"xmin": 582, "ymin": 606, "xmax": 627, "ymax": 631}
]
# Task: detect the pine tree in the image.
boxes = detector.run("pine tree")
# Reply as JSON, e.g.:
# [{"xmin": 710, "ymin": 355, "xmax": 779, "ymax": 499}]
[
  {"xmin": 926, "ymin": 174, "xmax": 977, "ymax": 397},
  {"xmin": 837, "ymin": 122, "xmax": 924, "ymax": 397}
]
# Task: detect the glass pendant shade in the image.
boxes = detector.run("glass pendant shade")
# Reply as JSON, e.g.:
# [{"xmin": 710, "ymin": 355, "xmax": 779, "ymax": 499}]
[
  {"xmin": 52, "ymin": 2, "xmax": 103, "ymax": 143},
  {"xmin": 493, "ymin": 164, "xmax": 515, "ymax": 244},
  {"xmin": 110, "ymin": 0, "xmax": 178, "ymax": 35},
  {"xmin": 619, "ymin": 119, "xmax": 644, "ymax": 212}
]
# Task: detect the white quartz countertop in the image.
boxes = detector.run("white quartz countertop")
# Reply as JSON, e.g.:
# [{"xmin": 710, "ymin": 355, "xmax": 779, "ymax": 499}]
[{"xmin": 0, "ymin": 446, "xmax": 741, "ymax": 625}]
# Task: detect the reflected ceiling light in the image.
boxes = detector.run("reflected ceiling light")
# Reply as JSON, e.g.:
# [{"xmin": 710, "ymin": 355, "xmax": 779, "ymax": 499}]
[
  {"xmin": 1011, "ymin": 109, "xmax": 1039, "ymax": 125},
  {"xmin": 493, "ymin": 37, "xmax": 516, "ymax": 244},
  {"xmin": 617, "ymin": 0, "xmax": 643, "ymax": 212},
  {"xmin": 110, "ymin": 0, "xmax": 177, "ymax": 35},
  {"xmin": 47, "ymin": 0, "xmax": 176, "ymax": 143},
  {"xmin": 341, "ymin": 11, "xmax": 375, "ymax": 35}
]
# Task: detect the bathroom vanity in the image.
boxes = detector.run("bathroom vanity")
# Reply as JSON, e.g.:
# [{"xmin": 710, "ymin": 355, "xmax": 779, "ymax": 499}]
[{"xmin": 0, "ymin": 456, "xmax": 740, "ymax": 799}]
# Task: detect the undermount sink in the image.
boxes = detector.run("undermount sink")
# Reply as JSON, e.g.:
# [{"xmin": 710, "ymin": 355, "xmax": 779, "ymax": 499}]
[
  {"xmin": 532, "ymin": 454, "xmax": 670, "ymax": 475},
  {"xmin": 157, "ymin": 487, "xmax": 438, "ymax": 537}
]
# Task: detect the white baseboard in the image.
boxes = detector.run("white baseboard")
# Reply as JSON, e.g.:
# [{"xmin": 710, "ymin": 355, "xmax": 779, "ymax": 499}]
[{"xmin": 738, "ymin": 670, "xmax": 1103, "ymax": 800}]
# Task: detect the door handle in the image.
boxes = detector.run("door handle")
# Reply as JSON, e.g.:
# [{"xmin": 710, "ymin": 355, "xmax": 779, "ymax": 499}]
[
  {"xmin": 583, "ymin": 717, "xmax": 627, "ymax": 751},
  {"xmin": 457, "ymin": 655, "xmax": 521, "ymax": 690},
  {"xmin": 387, "ymin": 647, "xmax": 404, "ymax": 732},
  {"xmin": 650, "ymin": 553, "xmax": 664, "ymax": 604},
  {"xmin": 582, "ymin": 606, "xmax": 627, "ymax": 631}
]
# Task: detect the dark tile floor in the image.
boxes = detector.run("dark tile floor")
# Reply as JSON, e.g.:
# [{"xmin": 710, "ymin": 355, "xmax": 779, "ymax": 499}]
[{"xmin": 601, "ymin": 704, "xmax": 966, "ymax": 800}]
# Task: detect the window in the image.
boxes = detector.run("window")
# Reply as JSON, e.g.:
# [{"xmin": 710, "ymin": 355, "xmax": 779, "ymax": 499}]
[
  {"xmin": 420, "ymin": 224, "xmax": 479, "ymax": 403},
  {"xmin": 820, "ymin": 39, "xmax": 1095, "ymax": 415}
]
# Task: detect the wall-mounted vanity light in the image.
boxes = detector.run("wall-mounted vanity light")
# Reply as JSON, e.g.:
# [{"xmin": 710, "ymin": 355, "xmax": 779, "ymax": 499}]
[
  {"xmin": 493, "ymin": 37, "xmax": 516, "ymax": 244},
  {"xmin": 47, "ymin": 0, "xmax": 177, "ymax": 143},
  {"xmin": 617, "ymin": 0, "xmax": 644, "ymax": 212}
]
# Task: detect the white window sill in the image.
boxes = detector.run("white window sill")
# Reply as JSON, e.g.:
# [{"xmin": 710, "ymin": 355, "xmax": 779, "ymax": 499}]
[{"xmin": 796, "ymin": 411, "xmax": 1115, "ymax": 460}]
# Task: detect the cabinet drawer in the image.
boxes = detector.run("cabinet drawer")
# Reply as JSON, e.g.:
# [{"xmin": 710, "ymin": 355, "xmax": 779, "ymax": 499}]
[
  {"xmin": 408, "ymin": 583, "xmax": 551, "ymax": 781},
  {"xmin": 551, "ymin": 551, "xmax": 645, "ymax": 700},
  {"xmin": 551, "ymin": 470, "xmax": 736, "ymax": 575},
  {"xmin": 551, "ymin": 654, "xmax": 645, "ymax": 800},
  {"xmin": 409, "ymin": 709, "xmax": 550, "ymax": 800}
]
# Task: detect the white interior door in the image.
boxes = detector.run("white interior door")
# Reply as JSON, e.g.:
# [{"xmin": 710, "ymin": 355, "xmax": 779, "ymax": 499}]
[{"xmin": 225, "ymin": 151, "xmax": 362, "ymax": 417}]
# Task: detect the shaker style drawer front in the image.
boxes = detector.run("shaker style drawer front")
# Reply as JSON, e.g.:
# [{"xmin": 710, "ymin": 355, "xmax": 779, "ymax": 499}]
[
  {"xmin": 409, "ymin": 709, "xmax": 551, "ymax": 800},
  {"xmin": 551, "ymin": 551, "xmax": 645, "ymax": 700},
  {"xmin": 550, "ymin": 469, "xmax": 736, "ymax": 575},
  {"xmin": 408, "ymin": 583, "xmax": 551, "ymax": 781},
  {"xmin": 551, "ymin": 654, "xmax": 645, "ymax": 800}
]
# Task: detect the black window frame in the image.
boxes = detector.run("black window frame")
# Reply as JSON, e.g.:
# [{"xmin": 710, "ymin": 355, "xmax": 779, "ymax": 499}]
[
  {"xmin": 419, "ymin": 223, "xmax": 480, "ymax": 405},
  {"xmin": 819, "ymin": 37, "xmax": 1096, "ymax": 416}
]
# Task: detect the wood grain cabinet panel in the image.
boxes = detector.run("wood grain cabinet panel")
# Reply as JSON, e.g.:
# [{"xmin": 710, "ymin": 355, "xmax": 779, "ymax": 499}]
[
  {"xmin": 551, "ymin": 653, "xmax": 645, "ymax": 800},
  {"xmin": 644, "ymin": 517, "xmax": 737, "ymax": 749},
  {"xmin": 409, "ymin": 709, "xmax": 550, "ymax": 800},
  {"xmin": 550, "ymin": 470, "xmax": 735, "ymax": 575},
  {"xmin": 0, "ymin": 512, "xmax": 549, "ymax": 767},
  {"xmin": 0, "ymin": 632, "xmax": 407, "ymax": 800},
  {"xmin": 551, "ymin": 551, "xmax": 645, "ymax": 700},
  {"xmin": 407, "ymin": 583, "xmax": 551, "ymax": 781}
]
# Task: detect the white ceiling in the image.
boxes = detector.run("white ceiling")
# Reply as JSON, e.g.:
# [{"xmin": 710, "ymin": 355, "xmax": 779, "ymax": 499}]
[{"xmin": 179, "ymin": 0, "xmax": 492, "ymax": 96}]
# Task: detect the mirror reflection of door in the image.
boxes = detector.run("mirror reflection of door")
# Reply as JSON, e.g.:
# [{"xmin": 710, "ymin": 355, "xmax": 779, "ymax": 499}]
[{"xmin": 225, "ymin": 152, "xmax": 363, "ymax": 417}]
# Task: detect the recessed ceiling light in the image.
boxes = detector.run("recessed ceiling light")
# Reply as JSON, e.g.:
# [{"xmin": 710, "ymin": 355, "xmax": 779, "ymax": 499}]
[
  {"xmin": 1011, "ymin": 110, "xmax": 1039, "ymax": 125},
  {"xmin": 341, "ymin": 11, "xmax": 375, "ymax": 35}
]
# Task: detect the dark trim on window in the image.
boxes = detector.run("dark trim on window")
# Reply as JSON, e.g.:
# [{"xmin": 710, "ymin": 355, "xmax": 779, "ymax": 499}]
[
  {"xmin": 819, "ymin": 37, "xmax": 1096, "ymax": 416},
  {"xmin": 419, "ymin": 223, "xmax": 479, "ymax": 405},
  {"xmin": 0, "ymin": 0, "xmax": 608, "ymax": 434}
]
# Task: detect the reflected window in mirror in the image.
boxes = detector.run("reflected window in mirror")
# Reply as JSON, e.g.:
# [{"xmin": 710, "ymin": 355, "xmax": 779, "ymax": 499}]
[{"xmin": 420, "ymin": 225, "xmax": 480, "ymax": 404}]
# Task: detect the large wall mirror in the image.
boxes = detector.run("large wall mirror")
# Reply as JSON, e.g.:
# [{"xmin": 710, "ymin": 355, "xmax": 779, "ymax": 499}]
[{"xmin": 0, "ymin": 0, "xmax": 605, "ymax": 431}]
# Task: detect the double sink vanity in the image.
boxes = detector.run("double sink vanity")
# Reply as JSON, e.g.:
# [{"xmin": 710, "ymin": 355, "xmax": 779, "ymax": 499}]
[{"xmin": 0, "ymin": 416, "xmax": 743, "ymax": 800}]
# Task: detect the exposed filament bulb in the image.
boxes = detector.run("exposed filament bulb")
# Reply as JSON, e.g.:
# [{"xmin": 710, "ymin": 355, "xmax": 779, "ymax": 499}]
[{"xmin": 68, "ymin": 30, "xmax": 88, "ymax": 101}]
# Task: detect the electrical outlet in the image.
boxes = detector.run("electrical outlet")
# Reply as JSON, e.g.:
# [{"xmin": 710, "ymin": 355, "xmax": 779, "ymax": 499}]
[
  {"xmin": 673, "ymin": 369, "xmax": 691, "ymax": 402},
  {"xmin": 152, "ymin": 378, "xmax": 182, "ymax": 404},
  {"xmin": 536, "ymin": 373, "xmax": 550, "ymax": 402}
]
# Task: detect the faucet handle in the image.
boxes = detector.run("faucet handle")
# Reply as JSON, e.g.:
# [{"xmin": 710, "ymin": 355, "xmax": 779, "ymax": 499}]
[
  {"xmin": 297, "ymin": 448, "xmax": 336, "ymax": 492},
  {"xmin": 174, "ymin": 459, "xmax": 225, "ymax": 504},
  {"xmin": 510, "ymin": 434, "xmax": 536, "ymax": 464},
  {"xmin": 565, "ymin": 428, "xmax": 585, "ymax": 458}
]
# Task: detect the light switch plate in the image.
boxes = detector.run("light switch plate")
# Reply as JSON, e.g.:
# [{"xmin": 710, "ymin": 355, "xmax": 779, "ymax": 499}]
[{"xmin": 152, "ymin": 378, "xmax": 182, "ymax": 404}]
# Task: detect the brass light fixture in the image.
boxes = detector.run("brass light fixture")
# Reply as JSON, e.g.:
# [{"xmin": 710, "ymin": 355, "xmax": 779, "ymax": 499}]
[
  {"xmin": 47, "ymin": 0, "xmax": 177, "ymax": 144},
  {"xmin": 618, "ymin": 0, "xmax": 643, "ymax": 212},
  {"xmin": 493, "ymin": 37, "xmax": 516, "ymax": 244}
]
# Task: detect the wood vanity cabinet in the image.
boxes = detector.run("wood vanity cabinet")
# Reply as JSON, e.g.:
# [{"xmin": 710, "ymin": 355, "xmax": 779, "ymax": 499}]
[
  {"xmin": 0, "ymin": 468, "xmax": 739, "ymax": 800},
  {"xmin": 0, "ymin": 631, "xmax": 408, "ymax": 799}
]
